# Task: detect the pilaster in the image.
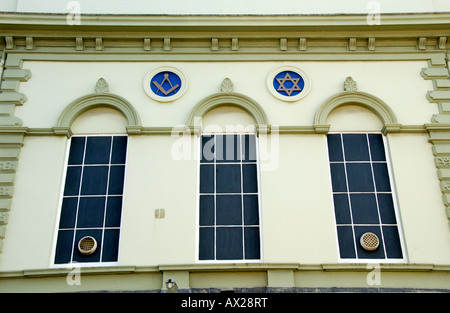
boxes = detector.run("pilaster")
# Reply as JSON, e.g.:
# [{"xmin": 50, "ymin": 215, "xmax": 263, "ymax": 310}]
[
  {"xmin": 423, "ymin": 52, "xmax": 450, "ymax": 219},
  {"xmin": 0, "ymin": 51, "xmax": 30, "ymax": 252}
]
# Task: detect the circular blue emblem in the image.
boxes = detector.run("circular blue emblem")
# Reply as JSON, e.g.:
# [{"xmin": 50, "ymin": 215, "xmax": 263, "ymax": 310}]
[
  {"xmin": 267, "ymin": 66, "xmax": 310, "ymax": 102},
  {"xmin": 272, "ymin": 70, "xmax": 305, "ymax": 97},
  {"xmin": 150, "ymin": 71, "xmax": 182, "ymax": 97}
]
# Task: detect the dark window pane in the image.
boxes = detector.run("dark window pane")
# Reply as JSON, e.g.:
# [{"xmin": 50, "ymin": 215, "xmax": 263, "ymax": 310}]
[
  {"xmin": 216, "ymin": 227, "xmax": 243, "ymax": 260},
  {"xmin": 350, "ymin": 194, "xmax": 380, "ymax": 224},
  {"xmin": 80, "ymin": 166, "xmax": 109, "ymax": 195},
  {"xmin": 199, "ymin": 227, "xmax": 214, "ymax": 260},
  {"xmin": 330, "ymin": 163, "xmax": 347, "ymax": 192},
  {"xmin": 373, "ymin": 163, "xmax": 391, "ymax": 192},
  {"xmin": 199, "ymin": 195, "xmax": 214, "ymax": 226},
  {"xmin": 54, "ymin": 230, "xmax": 74, "ymax": 264},
  {"xmin": 77, "ymin": 197, "xmax": 106, "ymax": 228},
  {"xmin": 333, "ymin": 194, "xmax": 351, "ymax": 224},
  {"xmin": 337, "ymin": 226, "xmax": 356, "ymax": 259},
  {"xmin": 111, "ymin": 136, "xmax": 128, "ymax": 164},
  {"xmin": 201, "ymin": 135, "xmax": 215, "ymax": 163},
  {"xmin": 243, "ymin": 135, "xmax": 257, "ymax": 162},
  {"xmin": 354, "ymin": 226, "xmax": 385, "ymax": 259},
  {"xmin": 102, "ymin": 229, "xmax": 120, "ymax": 262},
  {"xmin": 217, "ymin": 135, "xmax": 241, "ymax": 163},
  {"xmin": 200, "ymin": 164, "xmax": 214, "ymax": 193},
  {"xmin": 84, "ymin": 137, "xmax": 112, "ymax": 164},
  {"xmin": 327, "ymin": 134, "xmax": 343, "ymax": 162},
  {"xmin": 383, "ymin": 226, "xmax": 403, "ymax": 258},
  {"xmin": 72, "ymin": 229, "xmax": 102, "ymax": 263},
  {"xmin": 244, "ymin": 195, "xmax": 259, "ymax": 225},
  {"xmin": 369, "ymin": 134, "xmax": 386, "ymax": 161},
  {"xmin": 105, "ymin": 196, "xmax": 123, "ymax": 227},
  {"xmin": 216, "ymin": 195, "xmax": 242, "ymax": 225},
  {"xmin": 63, "ymin": 166, "xmax": 82, "ymax": 196},
  {"xmin": 244, "ymin": 227, "xmax": 260, "ymax": 259},
  {"xmin": 216, "ymin": 164, "xmax": 241, "ymax": 193},
  {"xmin": 368, "ymin": 134, "xmax": 386, "ymax": 161},
  {"xmin": 108, "ymin": 165, "xmax": 125, "ymax": 195},
  {"xmin": 377, "ymin": 194, "xmax": 397, "ymax": 224},
  {"xmin": 59, "ymin": 197, "xmax": 78, "ymax": 229},
  {"xmin": 68, "ymin": 137, "xmax": 86, "ymax": 165},
  {"xmin": 243, "ymin": 164, "xmax": 258, "ymax": 193},
  {"xmin": 343, "ymin": 134, "xmax": 370, "ymax": 161},
  {"xmin": 346, "ymin": 163, "xmax": 374, "ymax": 192}
]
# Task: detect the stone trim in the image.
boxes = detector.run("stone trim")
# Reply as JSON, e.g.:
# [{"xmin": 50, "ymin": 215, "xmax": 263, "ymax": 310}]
[
  {"xmin": 0, "ymin": 54, "xmax": 30, "ymax": 253},
  {"xmin": 423, "ymin": 52, "xmax": 450, "ymax": 219},
  {"xmin": 56, "ymin": 91, "xmax": 143, "ymax": 137},
  {"xmin": 313, "ymin": 91, "xmax": 399, "ymax": 134}
]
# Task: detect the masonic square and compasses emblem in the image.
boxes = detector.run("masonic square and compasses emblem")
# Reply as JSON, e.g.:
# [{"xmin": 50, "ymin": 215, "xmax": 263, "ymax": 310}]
[
  {"xmin": 151, "ymin": 71, "xmax": 182, "ymax": 97},
  {"xmin": 143, "ymin": 67, "xmax": 187, "ymax": 102}
]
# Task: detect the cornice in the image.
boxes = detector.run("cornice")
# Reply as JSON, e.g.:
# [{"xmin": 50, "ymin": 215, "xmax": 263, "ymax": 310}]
[{"xmin": 0, "ymin": 12, "xmax": 449, "ymax": 33}]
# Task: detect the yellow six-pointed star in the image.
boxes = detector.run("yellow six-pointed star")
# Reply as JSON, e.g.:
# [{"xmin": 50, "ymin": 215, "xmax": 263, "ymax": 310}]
[{"xmin": 276, "ymin": 72, "xmax": 302, "ymax": 96}]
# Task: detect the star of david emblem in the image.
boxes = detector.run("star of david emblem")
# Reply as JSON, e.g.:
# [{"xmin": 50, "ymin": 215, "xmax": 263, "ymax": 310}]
[
  {"xmin": 275, "ymin": 72, "xmax": 302, "ymax": 96},
  {"xmin": 150, "ymin": 71, "xmax": 181, "ymax": 97}
]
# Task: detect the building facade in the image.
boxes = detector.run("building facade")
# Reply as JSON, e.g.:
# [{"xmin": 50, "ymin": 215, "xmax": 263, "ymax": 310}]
[{"xmin": 0, "ymin": 0, "xmax": 449, "ymax": 292}]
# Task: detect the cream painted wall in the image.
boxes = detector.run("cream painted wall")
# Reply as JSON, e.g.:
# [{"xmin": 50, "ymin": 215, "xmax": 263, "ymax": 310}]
[
  {"xmin": 387, "ymin": 133, "xmax": 450, "ymax": 265},
  {"xmin": 0, "ymin": 136, "xmax": 67, "ymax": 271},
  {"xmin": 260, "ymin": 134, "xmax": 338, "ymax": 263},
  {"xmin": 119, "ymin": 135, "xmax": 198, "ymax": 266},
  {"xmin": 3, "ymin": 59, "xmax": 449, "ymax": 271},
  {"xmin": 12, "ymin": 0, "xmax": 450, "ymax": 14},
  {"xmin": 17, "ymin": 61, "xmax": 435, "ymax": 130}
]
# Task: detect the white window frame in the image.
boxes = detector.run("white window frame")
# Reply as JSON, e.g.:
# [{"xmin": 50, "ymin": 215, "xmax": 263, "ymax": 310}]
[
  {"xmin": 327, "ymin": 131, "xmax": 408, "ymax": 264},
  {"xmin": 51, "ymin": 134, "xmax": 129, "ymax": 268},
  {"xmin": 195, "ymin": 132, "xmax": 263, "ymax": 264}
]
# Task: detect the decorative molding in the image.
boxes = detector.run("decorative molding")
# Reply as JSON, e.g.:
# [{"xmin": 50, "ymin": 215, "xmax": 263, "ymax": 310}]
[
  {"xmin": 164, "ymin": 38, "xmax": 171, "ymax": 51},
  {"xmin": 422, "ymin": 52, "xmax": 450, "ymax": 219},
  {"xmin": 5, "ymin": 36, "xmax": 13, "ymax": 50},
  {"xmin": 75, "ymin": 37, "xmax": 84, "ymax": 51},
  {"xmin": 314, "ymin": 91, "xmax": 399, "ymax": 134},
  {"xmin": 56, "ymin": 92, "xmax": 142, "ymax": 136},
  {"xmin": 298, "ymin": 38, "xmax": 307, "ymax": 51},
  {"xmin": 348, "ymin": 38, "xmax": 357, "ymax": 51},
  {"xmin": 368, "ymin": 37, "xmax": 376, "ymax": 51},
  {"xmin": 438, "ymin": 37, "xmax": 447, "ymax": 50},
  {"xmin": 25, "ymin": 37, "xmax": 33, "ymax": 50},
  {"xmin": 211, "ymin": 38, "xmax": 219, "ymax": 51},
  {"xmin": 418, "ymin": 37, "xmax": 427, "ymax": 50},
  {"xmin": 231, "ymin": 38, "xmax": 239, "ymax": 51},
  {"xmin": 220, "ymin": 78, "xmax": 234, "ymax": 94},
  {"xmin": 344, "ymin": 76, "xmax": 357, "ymax": 92},
  {"xmin": 186, "ymin": 92, "xmax": 269, "ymax": 128},
  {"xmin": 95, "ymin": 78, "xmax": 109, "ymax": 94},
  {"xmin": 143, "ymin": 38, "xmax": 151, "ymax": 51},
  {"xmin": 280, "ymin": 38, "xmax": 287, "ymax": 51},
  {"xmin": 95, "ymin": 38, "xmax": 103, "ymax": 51}
]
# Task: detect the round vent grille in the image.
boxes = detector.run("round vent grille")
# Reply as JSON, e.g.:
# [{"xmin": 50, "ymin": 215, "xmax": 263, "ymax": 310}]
[
  {"xmin": 78, "ymin": 236, "xmax": 98, "ymax": 255},
  {"xmin": 360, "ymin": 232, "xmax": 379, "ymax": 251}
]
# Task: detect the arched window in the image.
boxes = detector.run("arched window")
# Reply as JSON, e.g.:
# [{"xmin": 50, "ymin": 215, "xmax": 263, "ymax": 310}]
[
  {"xmin": 191, "ymin": 92, "xmax": 267, "ymax": 262},
  {"xmin": 53, "ymin": 92, "xmax": 140, "ymax": 266},
  {"xmin": 317, "ymin": 92, "xmax": 406, "ymax": 262}
]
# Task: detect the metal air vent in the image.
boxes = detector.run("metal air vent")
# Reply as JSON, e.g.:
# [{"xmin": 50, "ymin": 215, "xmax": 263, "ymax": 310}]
[
  {"xmin": 78, "ymin": 236, "xmax": 98, "ymax": 255},
  {"xmin": 360, "ymin": 232, "xmax": 379, "ymax": 251}
]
